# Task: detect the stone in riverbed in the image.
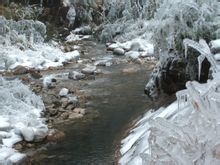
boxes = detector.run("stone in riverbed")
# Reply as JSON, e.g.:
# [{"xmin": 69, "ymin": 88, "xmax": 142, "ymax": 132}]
[
  {"xmin": 125, "ymin": 51, "xmax": 140, "ymax": 60},
  {"xmin": 68, "ymin": 71, "xmax": 85, "ymax": 80},
  {"xmin": 60, "ymin": 112, "xmax": 69, "ymax": 120},
  {"xmin": 47, "ymin": 129, "xmax": 65, "ymax": 142},
  {"xmin": 68, "ymin": 112, "xmax": 83, "ymax": 119},
  {"xmin": 73, "ymin": 108, "xmax": 86, "ymax": 115},
  {"xmin": 59, "ymin": 88, "xmax": 69, "ymax": 97},
  {"xmin": 113, "ymin": 48, "xmax": 125, "ymax": 56},
  {"xmin": 13, "ymin": 66, "xmax": 28, "ymax": 75},
  {"xmin": 82, "ymin": 65, "xmax": 96, "ymax": 75}
]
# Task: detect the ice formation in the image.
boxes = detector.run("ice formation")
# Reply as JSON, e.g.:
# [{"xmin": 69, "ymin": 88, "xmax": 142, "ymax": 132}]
[
  {"xmin": 119, "ymin": 38, "xmax": 220, "ymax": 164},
  {"xmin": 0, "ymin": 16, "xmax": 80, "ymax": 71},
  {"xmin": 0, "ymin": 77, "xmax": 47, "ymax": 164}
]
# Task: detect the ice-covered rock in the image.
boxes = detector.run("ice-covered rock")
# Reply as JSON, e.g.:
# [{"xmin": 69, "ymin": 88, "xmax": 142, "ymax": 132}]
[
  {"xmin": 125, "ymin": 51, "xmax": 140, "ymax": 59},
  {"xmin": 68, "ymin": 71, "xmax": 86, "ymax": 80},
  {"xmin": 82, "ymin": 65, "xmax": 96, "ymax": 74},
  {"xmin": 113, "ymin": 47, "xmax": 125, "ymax": 56}
]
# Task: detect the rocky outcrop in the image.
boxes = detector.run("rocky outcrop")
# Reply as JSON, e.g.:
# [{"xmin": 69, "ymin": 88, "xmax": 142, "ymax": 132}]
[{"xmin": 145, "ymin": 53, "xmax": 211, "ymax": 99}]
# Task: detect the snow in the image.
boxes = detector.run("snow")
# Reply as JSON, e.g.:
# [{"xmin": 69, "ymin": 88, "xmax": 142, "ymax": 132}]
[
  {"xmin": 120, "ymin": 39, "xmax": 220, "ymax": 164},
  {"xmin": 65, "ymin": 32, "xmax": 91, "ymax": 43},
  {"xmin": 59, "ymin": 88, "xmax": 69, "ymax": 97},
  {"xmin": 0, "ymin": 44, "xmax": 80, "ymax": 71},
  {"xmin": 0, "ymin": 77, "xmax": 47, "ymax": 164}
]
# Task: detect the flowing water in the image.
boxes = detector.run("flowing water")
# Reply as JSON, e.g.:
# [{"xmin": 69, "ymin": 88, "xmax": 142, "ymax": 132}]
[{"xmin": 32, "ymin": 42, "xmax": 169, "ymax": 165}]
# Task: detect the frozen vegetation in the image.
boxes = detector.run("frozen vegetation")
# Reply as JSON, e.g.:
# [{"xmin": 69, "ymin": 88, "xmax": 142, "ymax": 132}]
[
  {"xmin": 0, "ymin": 16, "xmax": 80, "ymax": 71},
  {"xmin": 0, "ymin": 77, "xmax": 47, "ymax": 164},
  {"xmin": 120, "ymin": 38, "xmax": 220, "ymax": 164},
  {"xmin": 117, "ymin": 0, "xmax": 220, "ymax": 164}
]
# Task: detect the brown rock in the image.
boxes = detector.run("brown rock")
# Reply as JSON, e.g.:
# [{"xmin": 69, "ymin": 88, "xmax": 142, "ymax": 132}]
[
  {"xmin": 13, "ymin": 143, "xmax": 23, "ymax": 150},
  {"xmin": 60, "ymin": 112, "xmax": 69, "ymax": 120},
  {"xmin": 13, "ymin": 66, "xmax": 28, "ymax": 75},
  {"xmin": 73, "ymin": 108, "xmax": 86, "ymax": 115},
  {"xmin": 47, "ymin": 129, "xmax": 65, "ymax": 142},
  {"xmin": 68, "ymin": 112, "xmax": 83, "ymax": 119}
]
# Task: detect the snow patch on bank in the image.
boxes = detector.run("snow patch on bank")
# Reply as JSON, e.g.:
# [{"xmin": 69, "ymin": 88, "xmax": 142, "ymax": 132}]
[
  {"xmin": 0, "ymin": 44, "xmax": 80, "ymax": 71},
  {"xmin": 0, "ymin": 77, "xmax": 47, "ymax": 163}
]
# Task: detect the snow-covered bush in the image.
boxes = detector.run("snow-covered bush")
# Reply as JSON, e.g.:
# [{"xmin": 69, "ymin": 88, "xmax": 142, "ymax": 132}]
[
  {"xmin": 0, "ymin": 16, "xmax": 46, "ymax": 48},
  {"xmin": 0, "ymin": 77, "xmax": 47, "ymax": 163}
]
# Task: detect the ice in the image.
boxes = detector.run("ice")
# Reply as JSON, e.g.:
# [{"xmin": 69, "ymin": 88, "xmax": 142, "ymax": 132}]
[
  {"xmin": 0, "ymin": 77, "xmax": 47, "ymax": 163},
  {"xmin": 0, "ymin": 16, "xmax": 80, "ymax": 71},
  {"xmin": 120, "ymin": 38, "xmax": 220, "ymax": 164},
  {"xmin": 66, "ymin": 5, "xmax": 76, "ymax": 27}
]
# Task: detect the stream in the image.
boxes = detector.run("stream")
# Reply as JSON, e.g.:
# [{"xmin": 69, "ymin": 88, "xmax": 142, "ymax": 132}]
[{"xmin": 31, "ymin": 41, "xmax": 169, "ymax": 165}]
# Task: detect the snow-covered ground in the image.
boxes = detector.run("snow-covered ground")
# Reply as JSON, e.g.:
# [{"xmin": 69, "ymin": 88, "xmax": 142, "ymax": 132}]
[
  {"xmin": 119, "ymin": 39, "xmax": 220, "ymax": 164},
  {"xmin": 0, "ymin": 77, "xmax": 48, "ymax": 164},
  {"xmin": 0, "ymin": 44, "xmax": 80, "ymax": 71}
]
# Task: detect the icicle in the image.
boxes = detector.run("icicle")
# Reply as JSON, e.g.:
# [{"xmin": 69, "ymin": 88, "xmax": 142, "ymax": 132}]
[
  {"xmin": 198, "ymin": 55, "xmax": 205, "ymax": 81},
  {"xmin": 183, "ymin": 38, "xmax": 219, "ymax": 73}
]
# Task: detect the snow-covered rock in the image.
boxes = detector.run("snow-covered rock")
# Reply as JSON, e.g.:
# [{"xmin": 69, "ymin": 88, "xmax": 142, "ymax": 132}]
[
  {"xmin": 113, "ymin": 47, "xmax": 125, "ymax": 56},
  {"xmin": 59, "ymin": 88, "xmax": 69, "ymax": 97},
  {"xmin": 68, "ymin": 71, "xmax": 85, "ymax": 80},
  {"xmin": 82, "ymin": 65, "xmax": 96, "ymax": 74},
  {"xmin": 125, "ymin": 51, "xmax": 140, "ymax": 59}
]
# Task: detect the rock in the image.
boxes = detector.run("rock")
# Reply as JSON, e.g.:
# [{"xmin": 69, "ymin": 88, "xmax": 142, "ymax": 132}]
[
  {"xmin": 43, "ymin": 76, "xmax": 57, "ymax": 89},
  {"xmin": 47, "ymin": 129, "xmax": 65, "ymax": 142},
  {"xmin": 74, "ymin": 26, "xmax": 92, "ymax": 35},
  {"xmin": 73, "ymin": 108, "xmax": 86, "ymax": 115},
  {"xmin": 59, "ymin": 88, "xmax": 69, "ymax": 97},
  {"xmin": 61, "ymin": 97, "xmax": 69, "ymax": 108},
  {"xmin": 68, "ymin": 112, "xmax": 83, "ymax": 119},
  {"xmin": 26, "ymin": 143, "xmax": 35, "ymax": 148},
  {"xmin": 21, "ymin": 127, "xmax": 35, "ymax": 142},
  {"xmin": 48, "ymin": 108, "xmax": 58, "ymax": 116},
  {"xmin": 13, "ymin": 66, "xmax": 28, "ymax": 75},
  {"xmin": 113, "ymin": 48, "xmax": 125, "ymax": 56},
  {"xmin": 34, "ymin": 125, "xmax": 48, "ymax": 142},
  {"xmin": 125, "ymin": 51, "xmax": 140, "ymax": 60},
  {"xmin": 122, "ymin": 67, "xmax": 139, "ymax": 73},
  {"xmin": 60, "ymin": 112, "xmax": 69, "ymax": 120},
  {"xmin": 82, "ymin": 65, "xmax": 96, "ymax": 74},
  {"xmin": 29, "ymin": 69, "xmax": 42, "ymax": 79},
  {"xmin": 130, "ymin": 42, "xmax": 141, "ymax": 51},
  {"xmin": 13, "ymin": 143, "xmax": 23, "ymax": 150},
  {"xmin": 65, "ymin": 104, "xmax": 76, "ymax": 111},
  {"xmin": 68, "ymin": 71, "xmax": 85, "ymax": 80},
  {"xmin": 107, "ymin": 43, "xmax": 119, "ymax": 51}
]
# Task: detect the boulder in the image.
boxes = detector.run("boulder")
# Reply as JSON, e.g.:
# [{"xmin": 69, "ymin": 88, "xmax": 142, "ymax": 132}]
[{"xmin": 113, "ymin": 48, "xmax": 125, "ymax": 56}]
